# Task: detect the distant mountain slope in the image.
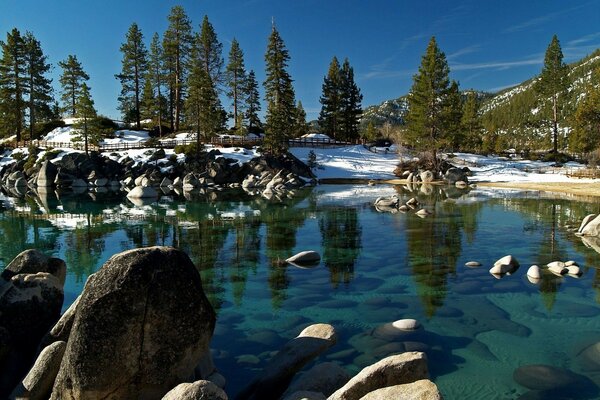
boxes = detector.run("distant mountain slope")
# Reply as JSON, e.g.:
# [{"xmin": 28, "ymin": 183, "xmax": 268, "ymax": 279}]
[{"xmin": 360, "ymin": 96, "xmax": 409, "ymax": 128}]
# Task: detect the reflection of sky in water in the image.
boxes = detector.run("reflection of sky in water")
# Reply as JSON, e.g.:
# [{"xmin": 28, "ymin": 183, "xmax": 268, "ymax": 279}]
[{"xmin": 1, "ymin": 185, "xmax": 600, "ymax": 399}]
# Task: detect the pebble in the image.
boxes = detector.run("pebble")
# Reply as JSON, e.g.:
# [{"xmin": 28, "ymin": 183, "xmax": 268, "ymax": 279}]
[
  {"xmin": 526, "ymin": 265, "xmax": 541, "ymax": 279},
  {"xmin": 465, "ymin": 261, "xmax": 481, "ymax": 267}
]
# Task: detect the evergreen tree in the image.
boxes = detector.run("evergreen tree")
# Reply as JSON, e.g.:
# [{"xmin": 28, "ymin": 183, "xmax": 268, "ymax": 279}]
[
  {"xmin": 73, "ymin": 83, "xmax": 97, "ymax": 156},
  {"xmin": 58, "ymin": 54, "xmax": 89, "ymax": 116},
  {"xmin": 292, "ymin": 101, "xmax": 309, "ymax": 137},
  {"xmin": 363, "ymin": 121, "xmax": 378, "ymax": 141},
  {"xmin": 339, "ymin": 58, "xmax": 362, "ymax": 141},
  {"xmin": 225, "ymin": 38, "xmax": 247, "ymax": 131},
  {"xmin": 263, "ymin": 25, "xmax": 296, "ymax": 154},
  {"xmin": 23, "ymin": 32, "xmax": 53, "ymax": 140},
  {"xmin": 569, "ymin": 69, "xmax": 600, "ymax": 154},
  {"xmin": 147, "ymin": 32, "xmax": 166, "ymax": 135},
  {"xmin": 318, "ymin": 56, "xmax": 342, "ymax": 139},
  {"xmin": 185, "ymin": 61, "xmax": 225, "ymax": 155},
  {"xmin": 461, "ymin": 91, "xmax": 483, "ymax": 152},
  {"xmin": 163, "ymin": 5, "xmax": 193, "ymax": 131},
  {"xmin": 536, "ymin": 34, "xmax": 569, "ymax": 154},
  {"xmin": 406, "ymin": 36, "xmax": 451, "ymax": 165},
  {"xmin": 194, "ymin": 15, "xmax": 224, "ymax": 87},
  {"xmin": 244, "ymin": 70, "xmax": 262, "ymax": 134},
  {"xmin": 116, "ymin": 22, "xmax": 148, "ymax": 129},
  {"xmin": 0, "ymin": 28, "xmax": 26, "ymax": 140},
  {"xmin": 443, "ymin": 80, "xmax": 463, "ymax": 151}
]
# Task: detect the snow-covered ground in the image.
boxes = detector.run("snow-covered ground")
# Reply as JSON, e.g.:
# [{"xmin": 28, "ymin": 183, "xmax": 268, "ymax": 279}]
[{"xmin": 0, "ymin": 127, "xmax": 597, "ymax": 184}]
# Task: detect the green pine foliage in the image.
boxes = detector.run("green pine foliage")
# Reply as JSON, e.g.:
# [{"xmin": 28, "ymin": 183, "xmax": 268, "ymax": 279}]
[
  {"xmin": 72, "ymin": 83, "xmax": 98, "ymax": 155},
  {"xmin": 406, "ymin": 36, "xmax": 453, "ymax": 161},
  {"xmin": 263, "ymin": 25, "xmax": 296, "ymax": 155},
  {"xmin": 292, "ymin": 101, "xmax": 309, "ymax": 137},
  {"xmin": 58, "ymin": 55, "xmax": 89, "ymax": 117},
  {"xmin": 460, "ymin": 91, "xmax": 483, "ymax": 152},
  {"xmin": 339, "ymin": 58, "xmax": 363, "ymax": 141},
  {"xmin": 0, "ymin": 28, "xmax": 26, "ymax": 140},
  {"xmin": 570, "ymin": 68, "xmax": 600, "ymax": 154},
  {"xmin": 443, "ymin": 80, "xmax": 463, "ymax": 151},
  {"xmin": 244, "ymin": 70, "xmax": 262, "ymax": 134},
  {"xmin": 116, "ymin": 23, "xmax": 148, "ymax": 129},
  {"xmin": 163, "ymin": 5, "xmax": 193, "ymax": 131},
  {"xmin": 24, "ymin": 32, "xmax": 53, "ymax": 140},
  {"xmin": 145, "ymin": 32, "xmax": 167, "ymax": 135},
  {"xmin": 536, "ymin": 35, "xmax": 569, "ymax": 154},
  {"xmin": 195, "ymin": 15, "xmax": 224, "ymax": 87},
  {"xmin": 225, "ymin": 38, "xmax": 247, "ymax": 132},
  {"xmin": 318, "ymin": 56, "xmax": 342, "ymax": 138}
]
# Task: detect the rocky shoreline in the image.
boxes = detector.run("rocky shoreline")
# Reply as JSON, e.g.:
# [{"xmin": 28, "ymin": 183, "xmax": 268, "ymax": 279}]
[{"xmin": 1, "ymin": 247, "xmax": 442, "ymax": 400}]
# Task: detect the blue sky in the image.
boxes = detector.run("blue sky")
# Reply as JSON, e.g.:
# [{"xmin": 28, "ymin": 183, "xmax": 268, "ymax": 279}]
[{"xmin": 1, "ymin": 0, "xmax": 599, "ymax": 123}]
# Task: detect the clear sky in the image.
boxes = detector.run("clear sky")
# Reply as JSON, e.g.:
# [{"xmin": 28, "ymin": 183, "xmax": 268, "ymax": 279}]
[{"xmin": 1, "ymin": 0, "xmax": 599, "ymax": 123}]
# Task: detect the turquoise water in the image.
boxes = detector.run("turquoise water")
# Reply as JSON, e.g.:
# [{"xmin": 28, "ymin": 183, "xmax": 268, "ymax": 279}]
[{"xmin": 1, "ymin": 185, "xmax": 600, "ymax": 399}]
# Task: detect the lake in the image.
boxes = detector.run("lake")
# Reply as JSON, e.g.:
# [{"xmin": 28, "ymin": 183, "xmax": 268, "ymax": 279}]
[{"xmin": 1, "ymin": 184, "xmax": 600, "ymax": 399}]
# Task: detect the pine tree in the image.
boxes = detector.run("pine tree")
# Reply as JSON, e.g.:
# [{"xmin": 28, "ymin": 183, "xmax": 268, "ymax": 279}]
[
  {"xmin": 73, "ymin": 83, "xmax": 97, "ymax": 156},
  {"xmin": 23, "ymin": 32, "xmax": 53, "ymax": 140},
  {"xmin": 147, "ymin": 32, "xmax": 166, "ymax": 135},
  {"xmin": 194, "ymin": 15, "xmax": 224, "ymax": 87},
  {"xmin": 58, "ymin": 55, "xmax": 89, "ymax": 117},
  {"xmin": 185, "ymin": 61, "xmax": 225, "ymax": 154},
  {"xmin": 163, "ymin": 5, "xmax": 193, "ymax": 131},
  {"xmin": 536, "ymin": 35, "xmax": 569, "ymax": 154},
  {"xmin": 570, "ymin": 69, "xmax": 600, "ymax": 154},
  {"xmin": 225, "ymin": 38, "xmax": 247, "ymax": 132},
  {"xmin": 116, "ymin": 22, "xmax": 148, "ymax": 129},
  {"xmin": 263, "ymin": 25, "xmax": 296, "ymax": 155},
  {"xmin": 292, "ymin": 101, "xmax": 309, "ymax": 137},
  {"xmin": 339, "ymin": 58, "xmax": 362, "ymax": 141},
  {"xmin": 318, "ymin": 56, "xmax": 342, "ymax": 139},
  {"xmin": 364, "ymin": 121, "xmax": 378, "ymax": 141},
  {"xmin": 461, "ymin": 91, "xmax": 483, "ymax": 152},
  {"xmin": 0, "ymin": 28, "xmax": 26, "ymax": 141},
  {"xmin": 443, "ymin": 80, "xmax": 463, "ymax": 151},
  {"xmin": 244, "ymin": 70, "xmax": 262, "ymax": 134},
  {"xmin": 406, "ymin": 36, "xmax": 451, "ymax": 165}
]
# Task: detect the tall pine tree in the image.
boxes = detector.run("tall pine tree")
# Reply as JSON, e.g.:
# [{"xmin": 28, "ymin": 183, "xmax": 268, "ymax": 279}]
[
  {"xmin": 536, "ymin": 34, "xmax": 569, "ymax": 154},
  {"xmin": 0, "ymin": 28, "xmax": 26, "ymax": 141},
  {"xmin": 116, "ymin": 22, "xmax": 148, "ymax": 129},
  {"xmin": 263, "ymin": 24, "xmax": 296, "ymax": 154},
  {"xmin": 73, "ymin": 83, "xmax": 97, "ymax": 156},
  {"xmin": 58, "ymin": 55, "xmax": 89, "ymax": 117},
  {"xmin": 339, "ymin": 58, "xmax": 362, "ymax": 141},
  {"xmin": 194, "ymin": 15, "xmax": 224, "ymax": 87},
  {"xmin": 225, "ymin": 38, "xmax": 247, "ymax": 132},
  {"xmin": 185, "ymin": 62, "xmax": 225, "ymax": 155},
  {"xmin": 146, "ymin": 32, "xmax": 166, "ymax": 135},
  {"xmin": 406, "ymin": 36, "xmax": 451, "ymax": 165},
  {"xmin": 24, "ymin": 32, "xmax": 53, "ymax": 140},
  {"xmin": 163, "ymin": 5, "xmax": 193, "ymax": 131},
  {"xmin": 569, "ymin": 68, "xmax": 600, "ymax": 154},
  {"xmin": 292, "ymin": 101, "xmax": 309, "ymax": 137},
  {"xmin": 461, "ymin": 91, "xmax": 483, "ymax": 152},
  {"xmin": 244, "ymin": 70, "xmax": 262, "ymax": 134},
  {"xmin": 443, "ymin": 80, "xmax": 463, "ymax": 151},
  {"xmin": 318, "ymin": 56, "xmax": 342, "ymax": 139}
]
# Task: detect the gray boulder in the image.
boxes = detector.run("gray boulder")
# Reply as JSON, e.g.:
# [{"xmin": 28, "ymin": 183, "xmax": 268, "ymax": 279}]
[
  {"xmin": 444, "ymin": 167, "xmax": 469, "ymax": 185},
  {"xmin": 489, "ymin": 255, "xmax": 519, "ymax": 275},
  {"xmin": 284, "ymin": 362, "xmax": 350, "ymax": 398},
  {"xmin": 580, "ymin": 214, "xmax": 600, "ymax": 236},
  {"xmin": 357, "ymin": 379, "xmax": 442, "ymax": 400},
  {"xmin": 237, "ymin": 324, "xmax": 338, "ymax": 400},
  {"xmin": 50, "ymin": 247, "xmax": 216, "ymax": 400},
  {"xmin": 161, "ymin": 380, "xmax": 227, "ymax": 400},
  {"xmin": 36, "ymin": 161, "xmax": 58, "ymax": 188},
  {"xmin": 328, "ymin": 352, "xmax": 429, "ymax": 400},
  {"xmin": 126, "ymin": 185, "xmax": 158, "ymax": 199},
  {"xmin": 419, "ymin": 170, "xmax": 434, "ymax": 183},
  {"xmin": 18, "ymin": 341, "xmax": 67, "ymax": 400},
  {"xmin": 1, "ymin": 249, "xmax": 66, "ymax": 286},
  {"xmin": 578, "ymin": 214, "xmax": 597, "ymax": 234}
]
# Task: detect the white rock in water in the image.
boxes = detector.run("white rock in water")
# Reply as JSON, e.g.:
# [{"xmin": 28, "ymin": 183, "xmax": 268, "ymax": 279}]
[
  {"xmin": 490, "ymin": 255, "xmax": 519, "ymax": 274},
  {"xmin": 578, "ymin": 214, "xmax": 597, "ymax": 233},
  {"xmin": 546, "ymin": 261, "xmax": 565, "ymax": 269},
  {"xmin": 565, "ymin": 260, "xmax": 578, "ymax": 267},
  {"xmin": 415, "ymin": 209, "xmax": 431, "ymax": 217},
  {"xmin": 126, "ymin": 186, "xmax": 158, "ymax": 199},
  {"xmin": 527, "ymin": 265, "xmax": 541, "ymax": 279},
  {"xmin": 548, "ymin": 264, "xmax": 567, "ymax": 276},
  {"xmin": 391, "ymin": 319, "xmax": 421, "ymax": 331},
  {"xmin": 465, "ymin": 261, "xmax": 481, "ymax": 267},
  {"xmin": 566, "ymin": 265, "xmax": 581, "ymax": 276},
  {"xmin": 286, "ymin": 251, "xmax": 321, "ymax": 265}
]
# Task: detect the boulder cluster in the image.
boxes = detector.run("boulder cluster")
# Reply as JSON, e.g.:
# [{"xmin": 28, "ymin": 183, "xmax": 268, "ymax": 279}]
[
  {"xmin": 1, "ymin": 247, "xmax": 442, "ymax": 400},
  {"xmin": 394, "ymin": 159, "xmax": 470, "ymax": 189},
  {"xmin": 373, "ymin": 195, "xmax": 432, "ymax": 217},
  {"xmin": 0, "ymin": 149, "xmax": 315, "ymax": 200}
]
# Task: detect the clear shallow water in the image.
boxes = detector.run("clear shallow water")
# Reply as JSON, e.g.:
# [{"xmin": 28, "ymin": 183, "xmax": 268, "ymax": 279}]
[{"xmin": 1, "ymin": 185, "xmax": 600, "ymax": 399}]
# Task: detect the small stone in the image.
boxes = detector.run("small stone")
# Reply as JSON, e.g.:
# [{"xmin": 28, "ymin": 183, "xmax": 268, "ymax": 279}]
[
  {"xmin": 391, "ymin": 319, "xmax": 421, "ymax": 331},
  {"xmin": 415, "ymin": 209, "xmax": 431, "ymax": 217},
  {"xmin": 565, "ymin": 260, "xmax": 578, "ymax": 267},
  {"xmin": 566, "ymin": 265, "xmax": 582, "ymax": 276},
  {"xmin": 465, "ymin": 261, "xmax": 481, "ymax": 267},
  {"xmin": 286, "ymin": 251, "xmax": 321, "ymax": 265},
  {"xmin": 527, "ymin": 265, "xmax": 541, "ymax": 279}
]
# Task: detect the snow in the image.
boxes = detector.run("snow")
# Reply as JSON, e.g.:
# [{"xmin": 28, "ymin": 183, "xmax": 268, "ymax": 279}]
[
  {"xmin": 101, "ymin": 130, "xmax": 149, "ymax": 145},
  {"xmin": 44, "ymin": 126, "xmax": 75, "ymax": 142},
  {"xmin": 299, "ymin": 133, "xmax": 332, "ymax": 140}
]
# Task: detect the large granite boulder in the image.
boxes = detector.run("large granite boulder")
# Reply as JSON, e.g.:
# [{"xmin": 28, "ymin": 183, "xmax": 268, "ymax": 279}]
[
  {"xmin": 328, "ymin": 352, "xmax": 429, "ymax": 400},
  {"xmin": 36, "ymin": 161, "xmax": 58, "ymax": 188},
  {"xmin": 284, "ymin": 362, "xmax": 350, "ymax": 398},
  {"xmin": 50, "ymin": 247, "xmax": 216, "ymax": 400},
  {"xmin": 237, "ymin": 324, "xmax": 338, "ymax": 400},
  {"xmin": 580, "ymin": 214, "xmax": 600, "ymax": 236},
  {"xmin": 161, "ymin": 380, "xmax": 227, "ymax": 400},
  {"xmin": 444, "ymin": 167, "xmax": 469, "ymax": 185},
  {"xmin": 357, "ymin": 379, "xmax": 442, "ymax": 400},
  {"xmin": 17, "ymin": 341, "xmax": 67, "ymax": 400},
  {"xmin": 1, "ymin": 249, "xmax": 66, "ymax": 286}
]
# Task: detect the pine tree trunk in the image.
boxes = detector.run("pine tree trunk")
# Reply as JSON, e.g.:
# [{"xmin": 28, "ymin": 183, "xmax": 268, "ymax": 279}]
[
  {"xmin": 135, "ymin": 57, "xmax": 141, "ymax": 130},
  {"xmin": 174, "ymin": 47, "xmax": 181, "ymax": 132},
  {"xmin": 84, "ymin": 116, "xmax": 89, "ymax": 156},
  {"xmin": 552, "ymin": 94, "xmax": 558, "ymax": 154}
]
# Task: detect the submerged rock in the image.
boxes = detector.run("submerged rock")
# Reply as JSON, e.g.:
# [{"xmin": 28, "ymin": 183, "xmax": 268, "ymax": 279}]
[
  {"xmin": 358, "ymin": 379, "xmax": 443, "ymax": 400},
  {"xmin": 490, "ymin": 255, "xmax": 519, "ymax": 275},
  {"xmin": 286, "ymin": 251, "xmax": 321, "ymax": 266},
  {"xmin": 283, "ymin": 362, "xmax": 350, "ymax": 398}
]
